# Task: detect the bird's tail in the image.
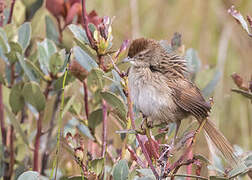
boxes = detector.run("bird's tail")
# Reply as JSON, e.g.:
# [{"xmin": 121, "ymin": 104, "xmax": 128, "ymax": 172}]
[{"xmin": 202, "ymin": 119, "xmax": 238, "ymax": 167}]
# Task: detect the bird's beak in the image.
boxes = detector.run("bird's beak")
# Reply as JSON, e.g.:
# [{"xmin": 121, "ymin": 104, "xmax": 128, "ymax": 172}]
[{"xmin": 122, "ymin": 57, "xmax": 133, "ymax": 63}]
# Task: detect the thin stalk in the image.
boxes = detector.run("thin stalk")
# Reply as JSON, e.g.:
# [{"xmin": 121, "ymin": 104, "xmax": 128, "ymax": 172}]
[
  {"xmin": 81, "ymin": 0, "xmax": 96, "ymax": 50},
  {"xmin": 83, "ymin": 80, "xmax": 89, "ymax": 119},
  {"xmin": 101, "ymin": 100, "xmax": 107, "ymax": 157},
  {"xmin": 50, "ymin": 62, "xmax": 70, "ymax": 179},
  {"xmin": 7, "ymin": 0, "xmax": 16, "ymax": 24},
  {"xmin": 33, "ymin": 81, "xmax": 52, "ymax": 172},
  {"xmin": 0, "ymin": 84, "xmax": 6, "ymax": 146}
]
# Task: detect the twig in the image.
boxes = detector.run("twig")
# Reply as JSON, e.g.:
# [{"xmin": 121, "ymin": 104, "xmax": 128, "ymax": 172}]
[
  {"xmin": 41, "ymin": 92, "xmax": 61, "ymax": 174},
  {"xmin": 7, "ymin": 0, "xmax": 16, "ymax": 24},
  {"xmin": 125, "ymin": 78, "xmax": 159, "ymax": 179},
  {"xmin": 83, "ymin": 80, "xmax": 89, "ymax": 119},
  {"xmin": 0, "ymin": 84, "xmax": 6, "ymax": 146},
  {"xmin": 166, "ymin": 174, "xmax": 208, "ymax": 180},
  {"xmin": 101, "ymin": 100, "xmax": 107, "ymax": 157},
  {"xmin": 186, "ymin": 139, "xmax": 193, "ymax": 180},
  {"xmin": 171, "ymin": 158, "xmax": 196, "ymax": 180},
  {"xmin": 127, "ymin": 145, "xmax": 145, "ymax": 168},
  {"xmin": 33, "ymin": 82, "xmax": 52, "ymax": 172},
  {"xmin": 81, "ymin": 0, "xmax": 96, "ymax": 50},
  {"xmin": 7, "ymin": 126, "xmax": 14, "ymax": 178}
]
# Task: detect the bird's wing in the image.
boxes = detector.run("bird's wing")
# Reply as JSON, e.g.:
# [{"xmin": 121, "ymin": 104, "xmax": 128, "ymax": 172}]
[{"xmin": 167, "ymin": 78, "xmax": 211, "ymax": 119}]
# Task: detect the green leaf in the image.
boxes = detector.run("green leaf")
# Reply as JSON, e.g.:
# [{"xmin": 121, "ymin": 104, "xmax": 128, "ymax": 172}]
[
  {"xmin": 62, "ymin": 96, "xmax": 75, "ymax": 117},
  {"xmin": 18, "ymin": 22, "xmax": 31, "ymax": 51},
  {"xmin": 87, "ymin": 68, "xmax": 104, "ymax": 91},
  {"xmin": 101, "ymin": 91, "xmax": 127, "ymax": 121},
  {"xmin": 77, "ymin": 123, "xmax": 94, "ymax": 140},
  {"xmin": 9, "ymin": 82, "xmax": 25, "ymax": 114},
  {"xmin": 17, "ymin": 53, "xmax": 38, "ymax": 82},
  {"xmin": 73, "ymin": 46, "xmax": 98, "ymax": 72},
  {"xmin": 185, "ymin": 48, "xmax": 201, "ymax": 74},
  {"xmin": 209, "ymin": 176, "xmax": 228, "ymax": 180},
  {"xmin": 49, "ymin": 52, "xmax": 64, "ymax": 75},
  {"xmin": 90, "ymin": 158, "xmax": 104, "ymax": 175},
  {"xmin": 228, "ymin": 162, "xmax": 248, "ymax": 178},
  {"xmin": 45, "ymin": 15, "xmax": 59, "ymax": 44},
  {"xmin": 88, "ymin": 23, "xmax": 96, "ymax": 35},
  {"xmin": 37, "ymin": 39, "xmax": 57, "ymax": 74},
  {"xmin": 68, "ymin": 24, "xmax": 89, "ymax": 44},
  {"xmin": 22, "ymin": 82, "xmax": 46, "ymax": 112},
  {"xmin": 0, "ymin": 28, "xmax": 10, "ymax": 53},
  {"xmin": 17, "ymin": 171, "xmax": 39, "ymax": 180},
  {"xmin": 4, "ymin": 105, "xmax": 29, "ymax": 146},
  {"xmin": 112, "ymin": 160, "xmax": 129, "ymax": 180},
  {"xmin": 88, "ymin": 108, "xmax": 103, "ymax": 131},
  {"xmin": 231, "ymin": 89, "xmax": 252, "ymax": 99},
  {"xmin": 202, "ymin": 70, "xmax": 221, "ymax": 98},
  {"xmin": 5, "ymin": 41, "xmax": 22, "ymax": 63}
]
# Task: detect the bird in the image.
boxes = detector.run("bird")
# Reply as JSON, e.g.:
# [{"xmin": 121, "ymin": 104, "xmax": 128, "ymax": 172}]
[{"xmin": 126, "ymin": 37, "xmax": 238, "ymax": 166}]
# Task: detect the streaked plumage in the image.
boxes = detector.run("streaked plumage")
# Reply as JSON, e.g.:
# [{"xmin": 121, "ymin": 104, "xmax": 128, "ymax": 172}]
[{"xmin": 127, "ymin": 38, "xmax": 238, "ymax": 166}]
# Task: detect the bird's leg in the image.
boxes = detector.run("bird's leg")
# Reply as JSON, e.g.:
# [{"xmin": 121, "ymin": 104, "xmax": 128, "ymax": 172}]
[{"xmin": 140, "ymin": 114, "xmax": 153, "ymax": 130}]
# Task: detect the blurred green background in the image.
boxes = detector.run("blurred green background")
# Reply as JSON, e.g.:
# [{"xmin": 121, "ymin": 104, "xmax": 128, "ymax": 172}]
[{"xmin": 85, "ymin": 0, "xmax": 252, "ymax": 151}]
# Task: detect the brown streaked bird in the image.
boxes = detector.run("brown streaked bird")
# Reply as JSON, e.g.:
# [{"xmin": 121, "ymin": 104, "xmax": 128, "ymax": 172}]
[{"xmin": 126, "ymin": 38, "xmax": 238, "ymax": 166}]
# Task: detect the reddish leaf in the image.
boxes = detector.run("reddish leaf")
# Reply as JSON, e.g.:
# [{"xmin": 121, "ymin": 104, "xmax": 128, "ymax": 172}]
[
  {"xmin": 88, "ymin": 10, "xmax": 103, "ymax": 27},
  {"xmin": 65, "ymin": 2, "xmax": 82, "ymax": 25},
  {"xmin": 46, "ymin": 0, "xmax": 65, "ymax": 17},
  {"xmin": 231, "ymin": 73, "xmax": 249, "ymax": 91},
  {"xmin": 69, "ymin": 59, "xmax": 89, "ymax": 81},
  {"xmin": 144, "ymin": 137, "xmax": 159, "ymax": 160}
]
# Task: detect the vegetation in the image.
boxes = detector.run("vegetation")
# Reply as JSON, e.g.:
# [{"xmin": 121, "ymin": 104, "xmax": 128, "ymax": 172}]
[{"xmin": 0, "ymin": 0, "xmax": 251, "ymax": 179}]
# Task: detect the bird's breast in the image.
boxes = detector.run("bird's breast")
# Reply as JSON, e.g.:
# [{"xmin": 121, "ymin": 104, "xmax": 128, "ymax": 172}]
[{"xmin": 128, "ymin": 67, "xmax": 184, "ymax": 123}]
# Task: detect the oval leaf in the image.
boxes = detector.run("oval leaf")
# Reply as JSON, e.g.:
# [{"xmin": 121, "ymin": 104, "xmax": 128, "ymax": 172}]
[
  {"xmin": 18, "ymin": 22, "xmax": 31, "ymax": 51},
  {"xmin": 77, "ymin": 123, "xmax": 94, "ymax": 140},
  {"xmin": 112, "ymin": 160, "xmax": 129, "ymax": 180},
  {"xmin": 68, "ymin": 24, "xmax": 89, "ymax": 44},
  {"xmin": 88, "ymin": 108, "xmax": 103, "ymax": 131},
  {"xmin": 49, "ymin": 52, "xmax": 64, "ymax": 75},
  {"xmin": 0, "ymin": 28, "xmax": 10, "ymax": 53},
  {"xmin": 9, "ymin": 82, "xmax": 25, "ymax": 114},
  {"xmin": 17, "ymin": 53, "xmax": 38, "ymax": 82},
  {"xmin": 101, "ymin": 91, "xmax": 127, "ymax": 121},
  {"xmin": 17, "ymin": 171, "xmax": 39, "ymax": 180},
  {"xmin": 4, "ymin": 105, "xmax": 29, "ymax": 146},
  {"xmin": 73, "ymin": 46, "xmax": 98, "ymax": 72},
  {"xmin": 37, "ymin": 39, "xmax": 57, "ymax": 74},
  {"xmin": 22, "ymin": 82, "xmax": 46, "ymax": 112},
  {"xmin": 5, "ymin": 41, "xmax": 23, "ymax": 63},
  {"xmin": 87, "ymin": 68, "xmax": 104, "ymax": 91},
  {"xmin": 90, "ymin": 158, "xmax": 104, "ymax": 175},
  {"xmin": 45, "ymin": 15, "xmax": 59, "ymax": 44}
]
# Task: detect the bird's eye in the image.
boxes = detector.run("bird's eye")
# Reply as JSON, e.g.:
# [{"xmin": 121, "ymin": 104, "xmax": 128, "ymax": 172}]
[{"xmin": 150, "ymin": 65, "xmax": 155, "ymax": 72}]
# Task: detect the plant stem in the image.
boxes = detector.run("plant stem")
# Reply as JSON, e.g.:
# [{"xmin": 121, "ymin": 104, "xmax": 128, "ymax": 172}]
[
  {"xmin": 33, "ymin": 82, "xmax": 51, "ymax": 172},
  {"xmin": 7, "ymin": 0, "xmax": 16, "ymax": 24},
  {"xmin": 81, "ymin": 0, "xmax": 96, "ymax": 50},
  {"xmin": 41, "ymin": 92, "xmax": 61, "ymax": 174},
  {"xmin": 125, "ymin": 78, "xmax": 159, "ymax": 179},
  {"xmin": 33, "ymin": 111, "xmax": 43, "ymax": 171},
  {"xmin": 101, "ymin": 100, "xmax": 107, "ymax": 157},
  {"xmin": 7, "ymin": 126, "xmax": 14, "ymax": 178},
  {"xmin": 0, "ymin": 84, "xmax": 6, "ymax": 146},
  {"xmin": 83, "ymin": 80, "xmax": 89, "ymax": 119},
  {"xmin": 186, "ymin": 139, "xmax": 193, "ymax": 180},
  {"xmin": 167, "ymin": 174, "xmax": 208, "ymax": 180}
]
